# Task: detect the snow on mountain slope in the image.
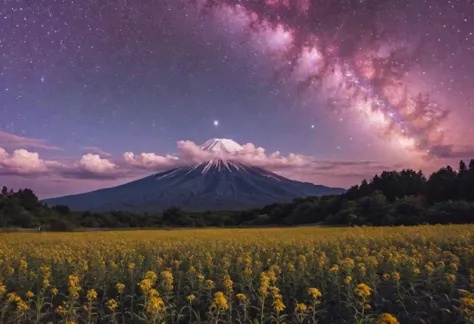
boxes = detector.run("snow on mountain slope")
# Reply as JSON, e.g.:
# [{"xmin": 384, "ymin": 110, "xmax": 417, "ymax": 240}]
[
  {"xmin": 44, "ymin": 139, "xmax": 346, "ymax": 212},
  {"xmin": 200, "ymin": 138, "xmax": 244, "ymax": 153}
]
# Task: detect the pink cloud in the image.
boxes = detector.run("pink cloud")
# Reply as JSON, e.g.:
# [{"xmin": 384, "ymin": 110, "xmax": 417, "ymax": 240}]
[
  {"xmin": 58, "ymin": 154, "xmax": 125, "ymax": 180},
  {"xmin": 122, "ymin": 140, "xmax": 387, "ymax": 178},
  {"xmin": 81, "ymin": 146, "xmax": 111, "ymax": 157},
  {"xmin": 78, "ymin": 154, "xmax": 117, "ymax": 174},
  {"xmin": 1, "ymin": 139, "xmax": 408, "ymax": 198},
  {"xmin": 0, "ymin": 147, "xmax": 62, "ymax": 176},
  {"xmin": 0, "ymin": 131, "xmax": 61, "ymax": 151},
  {"xmin": 0, "ymin": 147, "xmax": 124, "ymax": 180},
  {"xmin": 123, "ymin": 152, "xmax": 179, "ymax": 170}
]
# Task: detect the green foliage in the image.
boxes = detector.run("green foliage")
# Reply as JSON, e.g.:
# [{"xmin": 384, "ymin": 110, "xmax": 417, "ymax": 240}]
[{"xmin": 2, "ymin": 159, "xmax": 474, "ymax": 229}]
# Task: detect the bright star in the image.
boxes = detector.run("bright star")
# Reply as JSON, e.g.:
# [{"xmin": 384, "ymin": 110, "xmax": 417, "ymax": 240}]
[
  {"xmin": 213, "ymin": 120, "xmax": 219, "ymax": 126},
  {"xmin": 311, "ymin": 124, "xmax": 315, "ymax": 128},
  {"xmin": 40, "ymin": 76, "xmax": 45, "ymax": 83}
]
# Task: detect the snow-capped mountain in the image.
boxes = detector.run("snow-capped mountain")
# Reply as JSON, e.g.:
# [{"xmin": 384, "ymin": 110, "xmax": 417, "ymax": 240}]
[
  {"xmin": 200, "ymin": 138, "xmax": 244, "ymax": 153},
  {"xmin": 44, "ymin": 139, "xmax": 345, "ymax": 212}
]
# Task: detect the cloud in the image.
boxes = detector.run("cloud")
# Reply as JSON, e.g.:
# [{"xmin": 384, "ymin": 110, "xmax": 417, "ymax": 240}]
[
  {"xmin": 0, "ymin": 147, "xmax": 62, "ymax": 176},
  {"xmin": 427, "ymin": 145, "xmax": 474, "ymax": 159},
  {"xmin": 59, "ymin": 154, "xmax": 124, "ymax": 180},
  {"xmin": 0, "ymin": 131, "xmax": 61, "ymax": 151},
  {"xmin": 123, "ymin": 140, "xmax": 400, "ymax": 183},
  {"xmin": 0, "ymin": 147, "xmax": 124, "ymax": 180},
  {"xmin": 81, "ymin": 146, "xmax": 111, "ymax": 157},
  {"xmin": 121, "ymin": 140, "xmax": 311, "ymax": 171},
  {"xmin": 1, "ymin": 139, "xmax": 410, "ymax": 198},
  {"xmin": 123, "ymin": 152, "xmax": 179, "ymax": 170}
]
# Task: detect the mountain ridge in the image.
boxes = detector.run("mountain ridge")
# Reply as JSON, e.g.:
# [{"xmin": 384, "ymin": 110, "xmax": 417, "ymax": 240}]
[
  {"xmin": 44, "ymin": 160, "xmax": 345, "ymax": 212},
  {"xmin": 44, "ymin": 139, "xmax": 345, "ymax": 212}
]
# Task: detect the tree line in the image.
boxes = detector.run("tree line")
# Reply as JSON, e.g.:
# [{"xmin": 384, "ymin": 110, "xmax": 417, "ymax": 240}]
[{"xmin": 1, "ymin": 159, "xmax": 474, "ymax": 230}]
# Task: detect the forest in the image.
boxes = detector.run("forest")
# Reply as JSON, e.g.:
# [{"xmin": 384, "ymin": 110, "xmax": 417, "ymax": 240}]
[{"xmin": 1, "ymin": 159, "xmax": 474, "ymax": 230}]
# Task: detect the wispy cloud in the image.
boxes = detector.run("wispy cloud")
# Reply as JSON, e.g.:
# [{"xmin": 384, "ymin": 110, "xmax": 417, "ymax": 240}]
[
  {"xmin": 428, "ymin": 144, "xmax": 474, "ymax": 159},
  {"xmin": 0, "ymin": 131, "xmax": 62, "ymax": 151}
]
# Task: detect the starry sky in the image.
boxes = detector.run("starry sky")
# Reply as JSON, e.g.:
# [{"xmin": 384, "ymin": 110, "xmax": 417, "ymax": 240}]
[{"xmin": 1, "ymin": 0, "xmax": 474, "ymax": 198}]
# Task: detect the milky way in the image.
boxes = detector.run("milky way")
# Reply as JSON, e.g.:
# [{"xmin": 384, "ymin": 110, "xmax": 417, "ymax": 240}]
[
  {"xmin": 194, "ymin": 0, "xmax": 465, "ymax": 157},
  {"xmin": 0, "ymin": 0, "xmax": 473, "ymax": 197}
]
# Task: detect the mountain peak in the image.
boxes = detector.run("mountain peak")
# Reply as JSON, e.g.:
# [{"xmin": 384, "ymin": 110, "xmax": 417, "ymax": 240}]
[{"xmin": 200, "ymin": 138, "xmax": 243, "ymax": 153}]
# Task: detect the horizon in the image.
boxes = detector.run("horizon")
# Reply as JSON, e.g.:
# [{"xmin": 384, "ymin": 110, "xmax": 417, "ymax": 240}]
[{"xmin": 1, "ymin": 0, "xmax": 473, "ymax": 199}]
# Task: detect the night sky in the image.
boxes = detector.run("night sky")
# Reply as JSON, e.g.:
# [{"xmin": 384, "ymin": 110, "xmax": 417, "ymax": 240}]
[{"xmin": 1, "ymin": 0, "xmax": 474, "ymax": 198}]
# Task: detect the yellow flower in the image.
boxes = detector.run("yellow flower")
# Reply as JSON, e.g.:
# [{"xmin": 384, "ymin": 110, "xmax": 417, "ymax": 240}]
[
  {"xmin": 42, "ymin": 278, "xmax": 50, "ymax": 288},
  {"xmin": 236, "ymin": 293, "xmax": 247, "ymax": 302},
  {"xmin": 7, "ymin": 292, "xmax": 17, "ymax": 302},
  {"xmin": 106, "ymin": 298, "xmax": 118, "ymax": 311},
  {"xmin": 383, "ymin": 273, "xmax": 390, "ymax": 281},
  {"xmin": 160, "ymin": 270, "xmax": 174, "ymax": 291},
  {"xmin": 128, "ymin": 263, "xmax": 136, "ymax": 270},
  {"xmin": 449, "ymin": 263, "xmax": 458, "ymax": 271},
  {"xmin": 267, "ymin": 270, "xmax": 277, "ymax": 283},
  {"xmin": 272, "ymin": 298, "xmax": 286, "ymax": 312},
  {"xmin": 25, "ymin": 291, "xmax": 34, "ymax": 299},
  {"xmin": 298, "ymin": 255, "xmax": 307, "ymax": 264},
  {"xmin": 16, "ymin": 300, "xmax": 29, "ymax": 311},
  {"xmin": 68, "ymin": 273, "xmax": 81, "ymax": 298},
  {"xmin": 86, "ymin": 289, "xmax": 97, "ymax": 301},
  {"xmin": 413, "ymin": 268, "xmax": 421, "ymax": 276},
  {"xmin": 259, "ymin": 272, "xmax": 270, "ymax": 297},
  {"xmin": 295, "ymin": 303, "xmax": 308, "ymax": 313},
  {"xmin": 271, "ymin": 286, "xmax": 281, "ymax": 299},
  {"xmin": 19, "ymin": 259, "xmax": 28, "ymax": 271},
  {"xmin": 145, "ymin": 271, "xmax": 158, "ymax": 283},
  {"xmin": 186, "ymin": 294, "xmax": 196, "ymax": 303},
  {"xmin": 344, "ymin": 276, "xmax": 352, "ymax": 285},
  {"xmin": 307, "ymin": 288, "xmax": 322, "ymax": 300},
  {"xmin": 205, "ymin": 279, "xmax": 215, "ymax": 289},
  {"xmin": 329, "ymin": 264, "xmax": 339, "ymax": 273},
  {"xmin": 447, "ymin": 273, "xmax": 456, "ymax": 283},
  {"xmin": 458, "ymin": 289, "xmax": 471, "ymax": 297},
  {"xmin": 148, "ymin": 289, "xmax": 159, "ymax": 297},
  {"xmin": 138, "ymin": 279, "xmax": 153, "ymax": 292},
  {"xmin": 212, "ymin": 291, "xmax": 229, "ymax": 310},
  {"xmin": 343, "ymin": 257, "xmax": 355, "ymax": 268},
  {"xmin": 436, "ymin": 261, "xmax": 445, "ymax": 269},
  {"xmin": 287, "ymin": 263, "xmax": 296, "ymax": 272},
  {"xmin": 56, "ymin": 305, "xmax": 68, "ymax": 316},
  {"xmin": 377, "ymin": 313, "xmax": 400, "ymax": 324},
  {"xmin": 65, "ymin": 319, "xmax": 77, "ymax": 324},
  {"xmin": 223, "ymin": 274, "xmax": 233, "ymax": 291},
  {"xmin": 461, "ymin": 297, "xmax": 474, "ymax": 309},
  {"xmin": 51, "ymin": 287, "xmax": 58, "ymax": 297},
  {"xmin": 354, "ymin": 283, "xmax": 372, "ymax": 298},
  {"xmin": 146, "ymin": 296, "xmax": 165, "ymax": 313},
  {"xmin": 392, "ymin": 272, "xmax": 400, "ymax": 281},
  {"xmin": 116, "ymin": 283, "xmax": 125, "ymax": 294},
  {"xmin": 425, "ymin": 262, "xmax": 435, "ymax": 273}
]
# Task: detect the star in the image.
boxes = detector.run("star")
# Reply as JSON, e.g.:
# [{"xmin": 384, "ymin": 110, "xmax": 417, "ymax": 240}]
[
  {"xmin": 213, "ymin": 120, "xmax": 219, "ymax": 127},
  {"xmin": 40, "ymin": 76, "xmax": 45, "ymax": 83}
]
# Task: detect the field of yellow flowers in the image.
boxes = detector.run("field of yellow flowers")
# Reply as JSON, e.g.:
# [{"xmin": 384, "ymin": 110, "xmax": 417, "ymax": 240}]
[{"xmin": 1, "ymin": 225, "xmax": 474, "ymax": 323}]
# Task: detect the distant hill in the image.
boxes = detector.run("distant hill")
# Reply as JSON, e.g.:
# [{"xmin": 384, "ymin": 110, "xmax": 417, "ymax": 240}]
[{"xmin": 43, "ymin": 139, "xmax": 345, "ymax": 212}]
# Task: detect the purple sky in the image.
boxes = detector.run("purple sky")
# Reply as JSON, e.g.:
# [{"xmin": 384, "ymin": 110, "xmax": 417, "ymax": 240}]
[{"xmin": 1, "ymin": 0, "xmax": 474, "ymax": 198}]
